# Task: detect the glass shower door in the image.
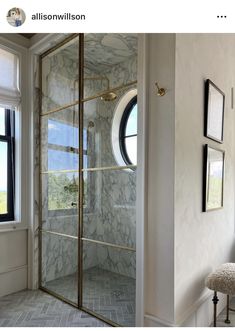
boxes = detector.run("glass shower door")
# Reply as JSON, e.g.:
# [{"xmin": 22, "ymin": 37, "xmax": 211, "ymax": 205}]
[
  {"xmin": 39, "ymin": 33, "xmax": 138, "ymax": 326},
  {"xmin": 81, "ymin": 33, "xmax": 137, "ymax": 326},
  {"xmin": 40, "ymin": 35, "xmax": 80, "ymax": 306}
]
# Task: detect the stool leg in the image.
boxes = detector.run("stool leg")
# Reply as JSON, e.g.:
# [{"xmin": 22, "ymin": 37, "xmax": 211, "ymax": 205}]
[
  {"xmin": 212, "ymin": 291, "xmax": 219, "ymax": 327},
  {"xmin": 224, "ymin": 294, "xmax": 231, "ymax": 324}
]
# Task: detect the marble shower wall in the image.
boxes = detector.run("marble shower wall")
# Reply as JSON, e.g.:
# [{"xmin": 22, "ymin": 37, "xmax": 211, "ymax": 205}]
[
  {"xmin": 83, "ymin": 51, "xmax": 137, "ymax": 279},
  {"xmin": 39, "ymin": 34, "xmax": 137, "ymax": 284},
  {"xmin": 40, "ymin": 37, "xmax": 80, "ymax": 284},
  {"xmin": 41, "ymin": 36, "xmax": 79, "ymax": 114}
]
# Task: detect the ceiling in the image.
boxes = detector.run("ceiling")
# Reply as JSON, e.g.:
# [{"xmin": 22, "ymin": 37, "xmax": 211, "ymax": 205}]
[
  {"xmin": 19, "ymin": 33, "xmax": 36, "ymax": 39},
  {"xmin": 60, "ymin": 33, "xmax": 138, "ymax": 74}
]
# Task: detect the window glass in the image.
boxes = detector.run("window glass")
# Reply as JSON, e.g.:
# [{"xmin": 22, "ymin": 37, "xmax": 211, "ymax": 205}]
[
  {"xmin": 48, "ymin": 150, "xmax": 78, "ymax": 172},
  {"xmin": 0, "ymin": 141, "xmax": 8, "ymax": 214},
  {"xmin": 0, "ymin": 108, "xmax": 15, "ymax": 221},
  {"xmin": 119, "ymin": 97, "xmax": 137, "ymax": 165},
  {"xmin": 125, "ymin": 104, "xmax": 137, "ymax": 136},
  {"xmin": 125, "ymin": 136, "xmax": 137, "ymax": 165},
  {"xmin": 48, "ymin": 119, "xmax": 79, "ymax": 149},
  {"xmin": 46, "ymin": 118, "xmax": 88, "ymax": 212}
]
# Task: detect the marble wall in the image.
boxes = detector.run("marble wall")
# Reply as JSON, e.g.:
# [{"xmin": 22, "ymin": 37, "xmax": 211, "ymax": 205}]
[
  {"xmin": 41, "ymin": 36, "xmax": 79, "ymax": 114},
  {"xmin": 83, "ymin": 83, "xmax": 137, "ymax": 278},
  {"xmin": 39, "ymin": 34, "xmax": 137, "ymax": 284}
]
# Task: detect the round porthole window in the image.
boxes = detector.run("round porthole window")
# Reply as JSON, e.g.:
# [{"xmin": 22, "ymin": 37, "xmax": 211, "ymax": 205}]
[{"xmin": 112, "ymin": 89, "xmax": 137, "ymax": 167}]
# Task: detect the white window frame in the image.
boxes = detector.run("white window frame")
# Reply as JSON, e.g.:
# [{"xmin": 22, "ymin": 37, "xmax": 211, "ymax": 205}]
[{"xmin": 0, "ymin": 37, "xmax": 29, "ymax": 231}]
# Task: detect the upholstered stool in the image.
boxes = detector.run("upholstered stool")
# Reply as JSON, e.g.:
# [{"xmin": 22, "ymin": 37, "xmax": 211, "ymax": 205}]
[{"xmin": 205, "ymin": 263, "xmax": 235, "ymax": 327}]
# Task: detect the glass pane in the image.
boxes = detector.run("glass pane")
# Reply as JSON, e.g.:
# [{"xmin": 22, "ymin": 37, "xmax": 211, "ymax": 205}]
[
  {"xmin": 83, "ymin": 169, "xmax": 136, "ymax": 248},
  {"xmin": 125, "ymin": 104, "xmax": 137, "ymax": 136},
  {"xmin": 0, "ymin": 141, "xmax": 7, "ymax": 214},
  {"xmin": 41, "ymin": 172, "xmax": 79, "ymax": 230},
  {"xmin": 41, "ymin": 232, "xmax": 78, "ymax": 304},
  {"xmin": 125, "ymin": 136, "xmax": 137, "ymax": 165},
  {"xmin": 0, "ymin": 108, "xmax": 5, "ymax": 135},
  {"xmin": 84, "ymin": 34, "xmax": 138, "ymax": 99},
  {"xmin": 41, "ymin": 36, "xmax": 79, "ymax": 114},
  {"xmin": 83, "ymin": 86, "xmax": 137, "ymax": 168},
  {"xmin": 41, "ymin": 106, "xmax": 79, "ymax": 172},
  {"xmin": 82, "ymin": 241, "xmax": 136, "ymax": 326}
]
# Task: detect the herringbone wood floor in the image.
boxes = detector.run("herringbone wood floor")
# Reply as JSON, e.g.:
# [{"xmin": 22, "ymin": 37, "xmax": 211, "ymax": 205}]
[{"xmin": 0, "ymin": 289, "xmax": 109, "ymax": 327}]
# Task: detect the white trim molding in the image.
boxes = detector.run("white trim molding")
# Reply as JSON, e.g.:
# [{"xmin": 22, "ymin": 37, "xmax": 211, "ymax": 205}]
[
  {"xmin": 135, "ymin": 33, "xmax": 148, "ymax": 327},
  {"xmin": 145, "ymin": 313, "xmax": 178, "ymax": 327},
  {"xmin": 145, "ymin": 291, "xmax": 227, "ymax": 327}
]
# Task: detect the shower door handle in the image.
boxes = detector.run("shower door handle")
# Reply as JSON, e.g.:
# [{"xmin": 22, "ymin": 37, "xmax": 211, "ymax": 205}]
[{"xmin": 71, "ymin": 202, "xmax": 77, "ymax": 207}]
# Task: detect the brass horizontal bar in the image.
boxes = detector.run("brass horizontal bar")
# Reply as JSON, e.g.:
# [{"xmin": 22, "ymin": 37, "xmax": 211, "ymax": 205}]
[
  {"xmin": 41, "ymin": 100, "xmax": 79, "ymax": 117},
  {"xmin": 82, "ymin": 164, "xmax": 137, "ymax": 172},
  {"xmin": 41, "ymin": 164, "xmax": 137, "ymax": 174},
  {"xmin": 39, "ymin": 286, "xmax": 78, "ymax": 308},
  {"xmin": 40, "ymin": 80, "xmax": 137, "ymax": 117},
  {"xmin": 84, "ymin": 76, "xmax": 108, "ymax": 81},
  {"xmin": 82, "ymin": 237, "xmax": 136, "ymax": 252},
  {"xmin": 41, "ymin": 229, "xmax": 135, "ymax": 251},
  {"xmin": 41, "ymin": 169, "xmax": 79, "ymax": 175},
  {"xmin": 82, "ymin": 80, "xmax": 137, "ymax": 103},
  {"xmin": 40, "ymin": 229, "xmax": 78, "ymax": 240}
]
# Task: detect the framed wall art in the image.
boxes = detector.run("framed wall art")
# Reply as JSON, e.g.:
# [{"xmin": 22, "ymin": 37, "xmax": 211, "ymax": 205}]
[
  {"xmin": 204, "ymin": 79, "xmax": 225, "ymax": 143},
  {"xmin": 203, "ymin": 144, "xmax": 225, "ymax": 212}
]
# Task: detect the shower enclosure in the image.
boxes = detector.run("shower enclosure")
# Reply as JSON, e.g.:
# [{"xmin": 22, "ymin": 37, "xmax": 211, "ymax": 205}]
[{"xmin": 39, "ymin": 34, "xmax": 137, "ymax": 326}]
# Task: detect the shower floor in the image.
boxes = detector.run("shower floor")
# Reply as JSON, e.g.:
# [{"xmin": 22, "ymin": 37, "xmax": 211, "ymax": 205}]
[{"xmin": 45, "ymin": 267, "xmax": 135, "ymax": 326}]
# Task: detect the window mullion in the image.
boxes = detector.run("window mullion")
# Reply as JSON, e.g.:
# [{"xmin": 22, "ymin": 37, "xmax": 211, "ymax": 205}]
[{"xmin": 5, "ymin": 109, "xmax": 11, "ymax": 137}]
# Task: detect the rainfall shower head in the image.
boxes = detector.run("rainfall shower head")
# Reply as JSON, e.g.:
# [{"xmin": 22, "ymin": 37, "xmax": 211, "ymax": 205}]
[
  {"xmin": 81, "ymin": 75, "xmax": 118, "ymax": 102},
  {"xmin": 100, "ymin": 92, "xmax": 117, "ymax": 101},
  {"xmin": 100, "ymin": 78, "xmax": 117, "ymax": 101}
]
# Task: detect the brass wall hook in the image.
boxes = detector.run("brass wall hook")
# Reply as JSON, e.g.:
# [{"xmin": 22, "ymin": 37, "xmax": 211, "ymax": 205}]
[{"xmin": 155, "ymin": 82, "xmax": 166, "ymax": 96}]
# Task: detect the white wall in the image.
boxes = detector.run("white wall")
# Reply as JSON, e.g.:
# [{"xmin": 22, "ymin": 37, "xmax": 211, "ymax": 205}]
[
  {"xmin": 175, "ymin": 33, "xmax": 235, "ymax": 326},
  {"xmin": 144, "ymin": 34, "xmax": 176, "ymax": 325},
  {"xmin": 0, "ymin": 230, "xmax": 28, "ymax": 296},
  {"xmin": 144, "ymin": 33, "xmax": 235, "ymax": 327}
]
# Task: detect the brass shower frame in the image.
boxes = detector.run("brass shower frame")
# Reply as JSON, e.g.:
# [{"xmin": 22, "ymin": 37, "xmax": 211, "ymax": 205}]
[
  {"xmin": 40, "ymin": 79, "xmax": 137, "ymax": 117},
  {"xmin": 38, "ymin": 33, "xmax": 136, "ymax": 327}
]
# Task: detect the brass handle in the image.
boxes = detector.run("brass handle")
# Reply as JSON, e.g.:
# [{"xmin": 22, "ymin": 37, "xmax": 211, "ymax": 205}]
[{"xmin": 155, "ymin": 82, "xmax": 166, "ymax": 96}]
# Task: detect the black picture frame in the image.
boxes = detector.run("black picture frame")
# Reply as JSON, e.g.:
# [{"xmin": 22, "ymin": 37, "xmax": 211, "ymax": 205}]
[
  {"xmin": 204, "ymin": 79, "xmax": 225, "ymax": 143},
  {"xmin": 203, "ymin": 144, "xmax": 225, "ymax": 212}
]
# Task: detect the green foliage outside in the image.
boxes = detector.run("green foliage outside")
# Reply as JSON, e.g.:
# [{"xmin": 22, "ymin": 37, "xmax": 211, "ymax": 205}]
[
  {"xmin": 48, "ymin": 174, "xmax": 87, "ymax": 210},
  {"xmin": 0, "ymin": 191, "xmax": 7, "ymax": 214},
  {"xmin": 0, "ymin": 175, "xmax": 88, "ymax": 214},
  {"xmin": 48, "ymin": 174, "xmax": 78, "ymax": 210}
]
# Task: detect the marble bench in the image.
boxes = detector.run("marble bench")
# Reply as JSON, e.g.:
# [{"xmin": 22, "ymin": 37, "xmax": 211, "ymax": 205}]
[{"xmin": 205, "ymin": 263, "xmax": 235, "ymax": 327}]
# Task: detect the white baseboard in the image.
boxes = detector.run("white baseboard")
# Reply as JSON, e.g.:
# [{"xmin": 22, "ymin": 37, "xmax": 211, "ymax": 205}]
[
  {"xmin": 144, "ymin": 314, "xmax": 176, "ymax": 327},
  {"xmin": 0, "ymin": 265, "xmax": 28, "ymax": 298},
  {"xmin": 144, "ymin": 291, "xmax": 227, "ymax": 327},
  {"xmin": 180, "ymin": 292, "xmax": 227, "ymax": 327}
]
